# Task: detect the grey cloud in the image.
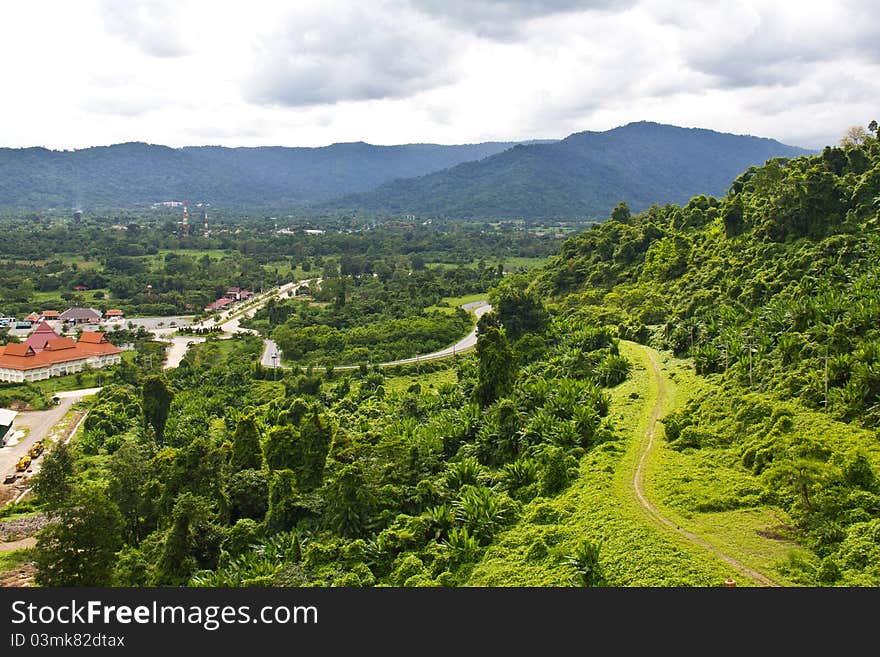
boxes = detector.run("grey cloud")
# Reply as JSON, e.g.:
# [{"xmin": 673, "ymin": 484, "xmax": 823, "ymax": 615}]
[
  {"xmin": 246, "ymin": 6, "xmax": 460, "ymax": 107},
  {"xmin": 679, "ymin": 2, "xmax": 880, "ymax": 90},
  {"xmin": 408, "ymin": 0, "xmax": 636, "ymax": 39},
  {"xmin": 99, "ymin": 0, "xmax": 189, "ymax": 58}
]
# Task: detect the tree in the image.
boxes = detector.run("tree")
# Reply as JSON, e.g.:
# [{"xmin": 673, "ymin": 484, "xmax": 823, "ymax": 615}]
[
  {"xmin": 35, "ymin": 484, "xmax": 124, "ymax": 586},
  {"xmin": 32, "ymin": 442, "xmax": 75, "ymax": 512},
  {"xmin": 225, "ymin": 468, "xmax": 269, "ymax": 522},
  {"xmin": 231, "ymin": 413, "xmax": 263, "ymax": 471},
  {"xmin": 264, "ymin": 425, "xmax": 299, "ymax": 471},
  {"xmin": 840, "ymin": 125, "xmax": 869, "ymax": 147},
  {"xmin": 107, "ymin": 439, "xmax": 154, "ymax": 542},
  {"xmin": 296, "ymin": 409, "xmax": 333, "ymax": 490},
  {"xmin": 610, "ymin": 201, "xmax": 631, "ymax": 223},
  {"xmin": 142, "ymin": 375, "xmax": 174, "ymax": 444},
  {"xmin": 153, "ymin": 493, "xmax": 222, "ymax": 585},
  {"xmin": 324, "ymin": 463, "xmax": 372, "ymax": 537},
  {"xmin": 473, "ymin": 324, "xmax": 517, "ymax": 407},
  {"xmin": 489, "ymin": 274, "xmax": 548, "ymax": 342},
  {"xmin": 266, "ymin": 469, "xmax": 304, "ymax": 533}
]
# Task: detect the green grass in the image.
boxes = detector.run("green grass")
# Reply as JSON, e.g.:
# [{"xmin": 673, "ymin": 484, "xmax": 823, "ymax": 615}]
[
  {"xmin": 31, "ymin": 288, "xmax": 113, "ymax": 305},
  {"xmin": 631, "ymin": 346, "xmax": 814, "ymax": 586},
  {"xmin": 501, "ymin": 256, "xmax": 549, "ymax": 271},
  {"xmin": 0, "ymin": 548, "xmax": 34, "ymax": 574},
  {"xmin": 383, "ymin": 366, "xmax": 458, "ymax": 394},
  {"xmin": 468, "ymin": 342, "xmax": 734, "ymax": 586},
  {"xmin": 440, "ymin": 293, "xmax": 488, "ymax": 308}
]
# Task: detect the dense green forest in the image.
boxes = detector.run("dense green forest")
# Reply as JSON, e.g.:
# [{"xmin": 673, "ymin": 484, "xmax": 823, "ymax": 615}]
[
  {"xmin": 6, "ymin": 121, "xmax": 880, "ymax": 588},
  {"xmin": 0, "ymin": 140, "xmax": 527, "ymax": 209},
  {"xmin": 0, "ymin": 215, "xmax": 559, "ymax": 321},
  {"xmin": 328, "ymin": 122, "xmax": 812, "ymax": 220}
]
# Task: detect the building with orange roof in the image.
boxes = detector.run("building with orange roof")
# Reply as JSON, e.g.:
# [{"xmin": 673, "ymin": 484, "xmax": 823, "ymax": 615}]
[
  {"xmin": 0, "ymin": 331, "xmax": 122, "ymax": 383},
  {"xmin": 105, "ymin": 309, "xmax": 124, "ymax": 320},
  {"xmin": 40, "ymin": 310, "xmax": 60, "ymax": 319}
]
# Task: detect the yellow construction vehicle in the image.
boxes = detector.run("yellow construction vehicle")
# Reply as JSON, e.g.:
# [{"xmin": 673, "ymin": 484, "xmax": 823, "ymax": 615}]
[
  {"xmin": 15, "ymin": 455, "xmax": 31, "ymax": 472},
  {"xmin": 28, "ymin": 441, "xmax": 44, "ymax": 459}
]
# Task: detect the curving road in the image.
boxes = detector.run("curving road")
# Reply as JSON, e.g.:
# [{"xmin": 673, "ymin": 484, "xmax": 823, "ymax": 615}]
[
  {"xmin": 260, "ymin": 300, "xmax": 493, "ymax": 371},
  {"xmin": 632, "ymin": 344, "xmax": 778, "ymax": 587},
  {"xmin": 160, "ymin": 281, "xmax": 308, "ymax": 369}
]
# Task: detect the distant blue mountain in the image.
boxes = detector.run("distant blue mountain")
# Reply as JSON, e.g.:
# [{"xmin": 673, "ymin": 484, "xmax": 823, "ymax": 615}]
[
  {"xmin": 325, "ymin": 122, "xmax": 815, "ymax": 220},
  {"xmin": 0, "ymin": 140, "xmax": 531, "ymax": 209}
]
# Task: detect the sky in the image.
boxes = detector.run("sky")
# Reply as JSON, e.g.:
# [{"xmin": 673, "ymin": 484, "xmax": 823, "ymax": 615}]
[{"xmin": 0, "ymin": 0, "xmax": 877, "ymax": 151}]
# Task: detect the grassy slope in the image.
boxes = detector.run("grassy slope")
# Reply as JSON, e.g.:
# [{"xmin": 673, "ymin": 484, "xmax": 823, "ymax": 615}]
[
  {"xmin": 638, "ymin": 347, "xmax": 808, "ymax": 586},
  {"xmin": 467, "ymin": 341, "xmax": 734, "ymax": 586}
]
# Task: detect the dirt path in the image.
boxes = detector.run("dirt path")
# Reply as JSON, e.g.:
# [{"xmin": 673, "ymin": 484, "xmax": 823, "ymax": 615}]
[
  {"xmin": 633, "ymin": 346, "xmax": 779, "ymax": 587},
  {"xmin": 0, "ymin": 536, "xmax": 36, "ymax": 553}
]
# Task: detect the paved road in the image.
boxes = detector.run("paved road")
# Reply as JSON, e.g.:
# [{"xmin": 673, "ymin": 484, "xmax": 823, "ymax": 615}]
[
  {"xmin": 103, "ymin": 316, "xmax": 195, "ymax": 331},
  {"xmin": 261, "ymin": 339, "xmax": 282, "ymax": 369},
  {"xmin": 370, "ymin": 301, "xmax": 492, "ymax": 368},
  {"xmin": 161, "ymin": 281, "xmax": 305, "ymax": 369},
  {"xmin": 0, "ymin": 388, "xmax": 101, "ymax": 480},
  {"xmin": 262, "ymin": 300, "xmax": 493, "ymax": 371}
]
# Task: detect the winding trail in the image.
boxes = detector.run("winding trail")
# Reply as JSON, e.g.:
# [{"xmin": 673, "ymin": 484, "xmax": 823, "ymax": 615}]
[{"xmin": 633, "ymin": 345, "xmax": 779, "ymax": 587}]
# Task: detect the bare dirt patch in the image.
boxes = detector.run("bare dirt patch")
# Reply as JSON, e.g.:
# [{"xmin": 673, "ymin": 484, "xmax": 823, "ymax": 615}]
[
  {"xmin": 0, "ymin": 560, "xmax": 36, "ymax": 587},
  {"xmin": 756, "ymin": 526, "xmax": 797, "ymax": 541}
]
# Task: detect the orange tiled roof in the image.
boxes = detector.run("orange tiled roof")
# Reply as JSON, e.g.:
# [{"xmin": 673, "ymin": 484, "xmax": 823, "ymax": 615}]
[
  {"xmin": 78, "ymin": 331, "xmax": 107, "ymax": 344},
  {"xmin": 0, "ymin": 333, "xmax": 120, "ymax": 371},
  {"xmin": 44, "ymin": 337, "xmax": 76, "ymax": 351}
]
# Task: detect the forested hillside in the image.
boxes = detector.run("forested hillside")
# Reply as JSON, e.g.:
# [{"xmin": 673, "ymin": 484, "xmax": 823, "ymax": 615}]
[
  {"xmin": 329, "ymin": 122, "xmax": 813, "ymax": 220},
  {"xmin": 14, "ymin": 123, "xmax": 880, "ymax": 589},
  {"xmin": 0, "ymin": 140, "xmax": 525, "ymax": 209},
  {"xmin": 532, "ymin": 122, "xmax": 880, "ymax": 583}
]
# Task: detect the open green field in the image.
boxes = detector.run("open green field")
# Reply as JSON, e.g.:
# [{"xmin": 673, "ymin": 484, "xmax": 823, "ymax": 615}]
[
  {"xmin": 382, "ymin": 365, "xmax": 458, "ymax": 394},
  {"xmin": 501, "ymin": 256, "xmax": 550, "ymax": 271},
  {"xmin": 147, "ymin": 249, "xmax": 232, "ymax": 269},
  {"xmin": 426, "ymin": 256, "xmax": 549, "ymax": 272},
  {"xmin": 0, "ymin": 255, "xmax": 102, "ymax": 269},
  {"xmin": 31, "ymin": 288, "xmax": 114, "ymax": 306},
  {"xmin": 441, "ymin": 293, "xmax": 488, "ymax": 308}
]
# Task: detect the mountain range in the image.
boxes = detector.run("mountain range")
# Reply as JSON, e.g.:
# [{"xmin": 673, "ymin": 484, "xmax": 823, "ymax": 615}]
[{"xmin": 0, "ymin": 122, "xmax": 813, "ymax": 219}]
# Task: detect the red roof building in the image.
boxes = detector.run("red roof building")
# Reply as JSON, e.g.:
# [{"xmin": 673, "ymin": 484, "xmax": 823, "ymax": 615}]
[
  {"xmin": 205, "ymin": 297, "xmax": 233, "ymax": 312},
  {"xmin": 24, "ymin": 321, "xmax": 60, "ymax": 352},
  {"xmin": 0, "ymin": 331, "xmax": 122, "ymax": 383}
]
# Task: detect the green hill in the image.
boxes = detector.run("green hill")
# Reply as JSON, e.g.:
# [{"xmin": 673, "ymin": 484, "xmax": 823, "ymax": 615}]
[
  {"xmin": 0, "ymin": 140, "xmax": 528, "ymax": 209},
  {"xmin": 328, "ymin": 122, "xmax": 813, "ymax": 220},
  {"xmin": 525, "ymin": 124, "xmax": 880, "ymax": 583}
]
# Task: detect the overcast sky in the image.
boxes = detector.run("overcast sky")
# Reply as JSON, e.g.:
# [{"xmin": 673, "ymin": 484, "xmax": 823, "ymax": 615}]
[{"xmin": 1, "ymin": 0, "xmax": 876, "ymax": 150}]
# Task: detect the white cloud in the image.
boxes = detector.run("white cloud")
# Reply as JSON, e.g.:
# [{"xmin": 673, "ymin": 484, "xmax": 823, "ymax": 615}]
[
  {"xmin": 0, "ymin": 0, "xmax": 876, "ymax": 150},
  {"xmin": 98, "ymin": 0, "xmax": 190, "ymax": 58}
]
